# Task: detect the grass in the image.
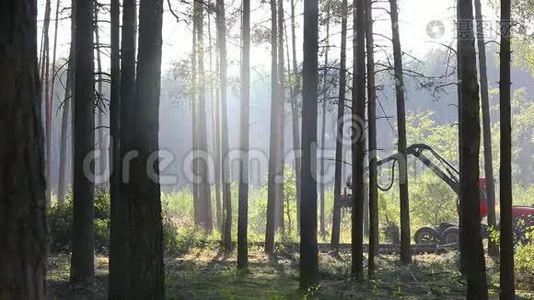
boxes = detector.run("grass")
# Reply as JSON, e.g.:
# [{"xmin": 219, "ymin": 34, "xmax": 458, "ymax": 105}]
[{"xmin": 46, "ymin": 245, "xmax": 532, "ymax": 299}]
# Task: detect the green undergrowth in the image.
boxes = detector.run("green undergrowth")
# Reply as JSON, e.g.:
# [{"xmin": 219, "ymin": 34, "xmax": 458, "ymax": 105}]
[{"xmin": 45, "ymin": 246, "xmax": 529, "ymax": 299}]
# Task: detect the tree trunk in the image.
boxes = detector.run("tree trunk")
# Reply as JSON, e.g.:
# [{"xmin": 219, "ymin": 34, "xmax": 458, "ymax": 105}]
[
  {"xmin": 41, "ymin": 0, "xmax": 52, "ymax": 206},
  {"xmin": 191, "ymin": 4, "xmax": 200, "ymax": 227},
  {"xmin": 115, "ymin": 0, "xmax": 137, "ymax": 295},
  {"xmin": 330, "ymin": 0, "xmax": 348, "ymax": 253},
  {"xmin": 389, "ymin": 0, "xmax": 411, "ymax": 265},
  {"xmin": 499, "ymin": 0, "xmax": 515, "ymax": 297},
  {"xmin": 276, "ymin": 0, "xmax": 286, "ymax": 236},
  {"xmin": 238, "ymin": 0, "xmax": 251, "ymax": 270},
  {"xmin": 319, "ymin": 6, "xmax": 331, "ymax": 239},
  {"xmin": 474, "ymin": 0, "xmax": 498, "ymax": 258},
  {"xmin": 70, "ymin": 0, "xmax": 95, "ymax": 287},
  {"xmin": 108, "ymin": 0, "xmax": 129, "ymax": 297},
  {"xmin": 127, "ymin": 0, "xmax": 165, "ymax": 297},
  {"xmin": 94, "ymin": 5, "xmax": 107, "ymax": 180},
  {"xmin": 457, "ymin": 0, "xmax": 489, "ymax": 297},
  {"xmin": 290, "ymin": 0, "xmax": 302, "ymax": 233},
  {"xmin": 58, "ymin": 6, "xmax": 76, "ymax": 206},
  {"xmin": 352, "ymin": 0, "xmax": 366, "ymax": 280},
  {"xmin": 365, "ymin": 0, "xmax": 379, "ymax": 278},
  {"xmin": 0, "ymin": 1, "xmax": 47, "ymax": 298},
  {"xmin": 299, "ymin": 0, "xmax": 319, "ymax": 290},
  {"xmin": 112, "ymin": 0, "xmax": 136, "ymax": 296},
  {"xmin": 196, "ymin": 0, "xmax": 213, "ymax": 231},
  {"xmin": 47, "ymin": 0, "xmax": 61, "ymax": 200},
  {"xmin": 208, "ymin": 11, "xmax": 222, "ymax": 231},
  {"xmin": 265, "ymin": 0, "xmax": 279, "ymax": 254},
  {"xmin": 216, "ymin": 0, "xmax": 233, "ymax": 253}
]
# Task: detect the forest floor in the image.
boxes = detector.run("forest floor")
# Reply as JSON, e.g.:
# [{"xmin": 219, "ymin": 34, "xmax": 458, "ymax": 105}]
[{"xmin": 46, "ymin": 245, "xmax": 534, "ymax": 299}]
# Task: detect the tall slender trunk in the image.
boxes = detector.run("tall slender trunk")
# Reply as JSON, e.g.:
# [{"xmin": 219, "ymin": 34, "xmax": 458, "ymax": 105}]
[
  {"xmin": 108, "ymin": 0, "xmax": 128, "ymax": 297},
  {"xmin": 474, "ymin": 0, "xmax": 498, "ymax": 258},
  {"xmin": 113, "ymin": 0, "xmax": 136, "ymax": 297},
  {"xmin": 365, "ymin": 0, "xmax": 379, "ymax": 278},
  {"xmin": 0, "ymin": 0, "xmax": 47, "ymax": 297},
  {"xmin": 283, "ymin": 10, "xmax": 295, "ymax": 236},
  {"xmin": 196, "ymin": 0, "xmax": 213, "ymax": 231},
  {"xmin": 94, "ymin": 5, "xmax": 106, "ymax": 179},
  {"xmin": 216, "ymin": 0, "xmax": 232, "ymax": 253},
  {"xmin": 208, "ymin": 9, "xmax": 222, "ymax": 231},
  {"xmin": 265, "ymin": 0, "xmax": 278, "ymax": 254},
  {"xmin": 191, "ymin": 7, "xmax": 200, "ymax": 227},
  {"xmin": 48, "ymin": 0, "xmax": 60, "ymax": 199},
  {"xmin": 58, "ymin": 5, "xmax": 76, "ymax": 206},
  {"xmin": 456, "ymin": 1, "xmax": 465, "ymax": 273},
  {"xmin": 127, "ymin": 0, "xmax": 165, "ymax": 297},
  {"xmin": 331, "ymin": 0, "xmax": 348, "ymax": 252},
  {"xmin": 389, "ymin": 0, "xmax": 411, "ymax": 265},
  {"xmin": 70, "ymin": 0, "xmax": 95, "ymax": 287},
  {"xmin": 290, "ymin": 0, "xmax": 302, "ymax": 233},
  {"xmin": 39, "ymin": 0, "xmax": 51, "ymax": 78},
  {"xmin": 42, "ymin": 0, "xmax": 52, "ymax": 206},
  {"xmin": 299, "ymin": 0, "xmax": 319, "ymax": 289},
  {"xmin": 265, "ymin": 0, "xmax": 279, "ymax": 254},
  {"xmin": 351, "ymin": 0, "xmax": 366, "ymax": 280},
  {"xmin": 276, "ymin": 0, "xmax": 286, "ymax": 235},
  {"xmin": 499, "ymin": 0, "xmax": 515, "ymax": 297},
  {"xmin": 457, "ymin": 0, "xmax": 488, "ymax": 297},
  {"xmin": 238, "ymin": 0, "xmax": 251, "ymax": 270},
  {"xmin": 320, "ymin": 5, "xmax": 331, "ymax": 239}
]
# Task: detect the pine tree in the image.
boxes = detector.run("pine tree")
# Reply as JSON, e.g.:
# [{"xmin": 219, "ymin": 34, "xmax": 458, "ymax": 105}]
[
  {"xmin": 499, "ymin": 0, "xmax": 515, "ymax": 297},
  {"xmin": 299, "ymin": 0, "xmax": 320, "ymax": 290},
  {"xmin": 238, "ymin": 0, "xmax": 251, "ymax": 270},
  {"xmin": 0, "ymin": 0, "xmax": 47, "ymax": 297},
  {"xmin": 127, "ymin": 0, "xmax": 165, "ymax": 297},
  {"xmin": 457, "ymin": 0, "xmax": 488, "ymax": 297},
  {"xmin": 70, "ymin": 0, "xmax": 95, "ymax": 287}
]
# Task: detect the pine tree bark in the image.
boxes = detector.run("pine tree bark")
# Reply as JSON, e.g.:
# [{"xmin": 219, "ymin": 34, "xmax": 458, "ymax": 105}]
[
  {"xmin": 474, "ymin": 0, "xmax": 498, "ymax": 258},
  {"xmin": 58, "ymin": 5, "xmax": 76, "ymax": 206},
  {"xmin": 330, "ymin": 0, "xmax": 348, "ymax": 252},
  {"xmin": 366, "ymin": 0, "xmax": 379, "ymax": 278},
  {"xmin": 47, "ymin": 0, "xmax": 60, "ymax": 198},
  {"xmin": 352, "ymin": 0, "xmax": 366, "ymax": 280},
  {"xmin": 276, "ymin": 0, "xmax": 286, "ymax": 235},
  {"xmin": 208, "ymin": 11, "xmax": 222, "ymax": 231},
  {"xmin": 108, "ymin": 0, "xmax": 129, "ymax": 297},
  {"xmin": 499, "ymin": 0, "xmax": 515, "ymax": 297},
  {"xmin": 265, "ymin": 0, "xmax": 279, "ymax": 254},
  {"xmin": 389, "ymin": 0, "xmax": 411, "ymax": 265},
  {"xmin": 457, "ymin": 0, "xmax": 489, "ymax": 297},
  {"xmin": 94, "ymin": 6, "xmax": 107, "ymax": 179},
  {"xmin": 216, "ymin": 0, "xmax": 233, "ymax": 253},
  {"xmin": 41, "ymin": 0, "xmax": 52, "ymax": 205},
  {"xmin": 196, "ymin": 0, "xmax": 213, "ymax": 231},
  {"xmin": 127, "ymin": 0, "xmax": 165, "ymax": 297},
  {"xmin": 111, "ymin": 0, "xmax": 136, "ymax": 296},
  {"xmin": 0, "ymin": 0, "xmax": 47, "ymax": 297},
  {"xmin": 289, "ymin": 0, "xmax": 302, "ymax": 233},
  {"xmin": 299, "ymin": 0, "xmax": 319, "ymax": 289},
  {"xmin": 238, "ymin": 0, "xmax": 251, "ymax": 270},
  {"xmin": 57, "ymin": 71, "xmax": 72, "ymax": 206},
  {"xmin": 70, "ymin": 0, "xmax": 95, "ymax": 287},
  {"xmin": 191, "ymin": 4, "xmax": 200, "ymax": 227},
  {"xmin": 319, "ymin": 6, "xmax": 331, "ymax": 239}
]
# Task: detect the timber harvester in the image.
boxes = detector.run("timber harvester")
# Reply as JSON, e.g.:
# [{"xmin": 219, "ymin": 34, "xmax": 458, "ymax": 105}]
[{"xmin": 340, "ymin": 143, "xmax": 534, "ymax": 245}]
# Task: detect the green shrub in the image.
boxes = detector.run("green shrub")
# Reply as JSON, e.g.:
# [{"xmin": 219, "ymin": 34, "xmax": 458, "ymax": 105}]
[
  {"xmin": 48, "ymin": 188, "xmax": 110, "ymax": 253},
  {"xmin": 515, "ymin": 242, "xmax": 534, "ymax": 290}
]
